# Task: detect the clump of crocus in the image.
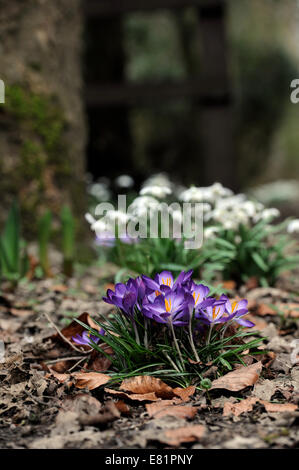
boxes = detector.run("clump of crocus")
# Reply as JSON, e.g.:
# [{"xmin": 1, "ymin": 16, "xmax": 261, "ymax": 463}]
[{"xmin": 73, "ymin": 270, "xmax": 260, "ymax": 386}]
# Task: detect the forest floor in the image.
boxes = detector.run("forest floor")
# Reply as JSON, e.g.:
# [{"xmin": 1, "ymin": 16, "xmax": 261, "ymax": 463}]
[{"xmin": 0, "ymin": 259, "xmax": 298, "ymax": 450}]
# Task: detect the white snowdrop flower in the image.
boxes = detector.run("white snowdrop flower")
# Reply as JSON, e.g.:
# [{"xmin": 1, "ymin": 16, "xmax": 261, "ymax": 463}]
[
  {"xmin": 143, "ymin": 173, "xmax": 172, "ymax": 189},
  {"xmin": 90, "ymin": 218, "xmax": 110, "ymax": 234},
  {"xmin": 115, "ymin": 174, "xmax": 134, "ymax": 189},
  {"xmin": 287, "ymin": 219, "xmax": 299, "ymax": 233},
  {"xmin": 88, "ymin": 183, "xmax": 111, "ymax": 201},
  {"xmin": 215, "ymin": 194, "xmax": 246, "ymax": 210},
  {"xmin": 140, "ymin": 185, "xmax": 172, "ymax": 198},
  {"xmin": 129, "ymin": 196, "xmax": 160, "ymax": 209},
  {"xmin": 201, "ymin": 203, "xmax": 212, "ymax": 213},
  {"xmin": 85, "ymin": 212, "xmax": 96, "ymax": 225},
  {"xmin": 242, "ymin": 201, "xmax": 258, "ymax": 218},
  {"xmin": 179, "ymin": 187, "xmax": 206, "ymax": 202},
  {"xmin": 104, "ymin": 210, "xmax": 131, "ymax": 223},
  {"xmin": 128, "ymin": 196, "xmax": 161, "ymax": 217},
  {"xmin": 209, "ymin": 182, "xmax": 233, "ymax": 199},
  {"xmin": 222, "ymin": 219, "xmax": 238, "ymax": 230},
  {"xmin": 204, "ymin": 226, "xmax": 221, "ymax": 239},
  {"xmin": 254, "ymin": 208, "xmax": 280, "ymax": 222},
  {"xmin": 170, "ymin": 209, "xmax": 183, "ymax": 224}
]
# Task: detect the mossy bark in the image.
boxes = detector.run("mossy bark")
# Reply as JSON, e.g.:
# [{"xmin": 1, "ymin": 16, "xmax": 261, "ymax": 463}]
[{"xmin": 0, "ymin": 0, "xmax": 86, "ymax": 238}]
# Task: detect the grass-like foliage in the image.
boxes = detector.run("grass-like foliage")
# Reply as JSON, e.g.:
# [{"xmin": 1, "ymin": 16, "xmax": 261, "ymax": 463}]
[
  {"xmin": 200, "ymin": 219, "xmax": 299, "ymax": 286},
  {"xmin": 0, "ymin": 201, "xmax": 29, "ymax": 284},
  {"xmin": 74, "ymin": 270, "xmax": 263, "ymax": 387}
]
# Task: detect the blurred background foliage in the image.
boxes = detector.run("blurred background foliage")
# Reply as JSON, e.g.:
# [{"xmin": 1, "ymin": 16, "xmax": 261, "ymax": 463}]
[
  {"xmin": 1, "ymin": 0, "xmax": 299, "ymax": 242},
  {"xmin": 108, "ymin": 0, "xmax": 299, "ymax": 188}
]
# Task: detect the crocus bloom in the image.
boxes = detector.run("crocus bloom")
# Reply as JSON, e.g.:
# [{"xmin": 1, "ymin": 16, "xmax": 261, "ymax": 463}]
[
  {"xmin": 173, "ymin": 269, "xmax": 193, "ymax": 288},
  {"xmin": 142, "ymin": 270, "xmax": 174, "ymax": 299},
  {"xmin": 72, "ymin": 330, "xmax": 104, "ymax": 346},
  {"xmin": 142, "ymin": 287, "xmax": 192, "ymax": 326},
  {"xmin": 95, "ymin": 232, "xmax": 116, "ymax": 247},
  {"xmin": 119, "ymin": 232, "xmax": 139, "ymax": 245},
  {"xmin": 196, "ymin": 299, "xmax": 227, "ymax": 325},
  {"xmin": 221, "ymin": 295, "xmax": 254, "ymax": 328},
  {"xmin": 190, "ymin": 282, "xmax": 211, "ymax": 309},
  {"xmin": 103, "ymin": 281, "xmax": 137, "ymax": 316},
  {"xmin": 142, "ymin": 270, "xmax": 193, "ymax": 299},
  {"xmin": 103, "ymin": 277, "xmax": 146, "ymax": 316}
]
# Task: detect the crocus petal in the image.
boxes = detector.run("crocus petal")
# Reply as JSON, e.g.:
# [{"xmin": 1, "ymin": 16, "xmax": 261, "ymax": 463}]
[{"xmin": 235, "ymin": 317, "xmax": 255, "ymax": 328}]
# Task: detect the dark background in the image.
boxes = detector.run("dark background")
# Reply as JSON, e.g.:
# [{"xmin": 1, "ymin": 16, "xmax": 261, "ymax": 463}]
[{"xmin": 1, "ymin": 0, "xmax": 299, "ymax": 235}]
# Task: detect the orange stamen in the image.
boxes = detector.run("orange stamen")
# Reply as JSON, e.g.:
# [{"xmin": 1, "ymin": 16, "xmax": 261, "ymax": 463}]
[
  {"xmin": 165, "ymin": 298, "xmax": 172, "ymax": 312},
  {"xmin": 193, "ymin": 291, "xmax": 200, "ymax": 305}
]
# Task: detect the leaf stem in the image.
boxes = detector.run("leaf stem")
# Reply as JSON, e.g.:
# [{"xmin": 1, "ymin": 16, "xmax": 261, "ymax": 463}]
[
  {"xmin": 169, "ymin": 320, "xmax": 185, "ymax": 370},
  {"xmin": 188, "ymin": 311, "xmax": 200, "ymax": 362}
]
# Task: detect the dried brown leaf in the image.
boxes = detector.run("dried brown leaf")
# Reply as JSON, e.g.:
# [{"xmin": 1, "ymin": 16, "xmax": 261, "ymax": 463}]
[
  {"xmin": 48, "ymin": 368, "xmax": 71, "ymax": 384},
  {"xmin": 73, "ymin": 372, "xmax": 110, "ymax": 390},
  {"xmin": 173, "ymin": 385, "xmax": 196, "ymax": 402},
  {"xmin": 57, "ymin": 312, "xmax": 89, "ymax": 342},
  {"xmin": 50, "ymin": 284, "xmax": 68, "ymax": 293},
  {"xmin": 114, "ymin": 400, "xmax": 131, "ymax": 415},
  {"xmin": 104, "ymin": 388, "xmax": 160, "ymax": 402},
  {"xmin": 223, "ymin": 397, "xmax": 258, "ymax": 416},
  {"xmin": 260, "ymin": 400, "xmax": 298, "ymax": 413},
  {"xmin": 88, "ymin": 350, "xmax": 111, "ymax": 372},
  {"xmin": 161, "ymin": 425, "xmax": 205, "ymax": 446},
  {"xmin": 10, "ymin": 308, "xmax": 33, "ymax": 317},
  {"xmin": 211, "ymin": 362, "xmax": 263, "ymax": 392},
  {"xmin": 120, "ymin": 376, "xmax": 174, "ymax": 399},
  {"xmin": 146, "ymin": 402, "xmax": 197, "ymax": 419},
  {"xmin": 223, "ymin": 396, "xmax": 297, "ymax": 416},
  {"xmin": 257, "ymin": 304, "xmax": 276, "ymax": 317}
]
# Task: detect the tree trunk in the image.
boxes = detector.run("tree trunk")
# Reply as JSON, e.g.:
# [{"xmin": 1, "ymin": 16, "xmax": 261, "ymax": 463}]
[
  {"xmin": 84, "ymin": 15, "xmax": 133, "ymax": 183},
  {"xmin": 197, "ymin": 0, "xmax": 236, "ymax": 190},
  {"xmin": 0, "ymin": 0, "xmax": 86, "ymax": 236}
]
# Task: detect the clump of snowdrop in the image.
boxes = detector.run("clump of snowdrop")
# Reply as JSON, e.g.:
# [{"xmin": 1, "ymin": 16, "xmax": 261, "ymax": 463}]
[
  {"xmin": 86, "ymin": 173, "xmax": 298, "ymax": 285},
  {"xmin": 179, "ymin": 183, "xmax": 233, "ymax": 204}
]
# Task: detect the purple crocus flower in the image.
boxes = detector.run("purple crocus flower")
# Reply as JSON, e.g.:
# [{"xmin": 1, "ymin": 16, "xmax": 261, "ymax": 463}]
[
  {"xmin": 119, "ymin": 232, "xmax": 139, "ymax": 245},
  {"xmin": 103, "ymin": 282, "xmax": 137, "ymax": 315},
  {"xmin": 196, "ymin": 299, "xmax": 228, "ymax": 325},
  {"xmin": 142, "ymin": 270, "xmax": 174, "ymax": 293},
  {"xmin": 173, "ymin": 269, "xmax": 193, "ymax": 288},
  {"xmin": 72, "ymin": 330, "xmax": 104, "ymax": 346},
  {"xmin": 220, "ymin": 295, "xmax": 254, "ymax": 328},
  {"xmin": 103, "ymin": 277, "xmax": 146, "ymax": 316},
  {"xmin": 142, "ymin": 270, "xmax": 194, "ymax": 301},
  {"xmin": 189, "ymin": 281, "xmax": 215, "ymax": 311},
  {"xmin": 95, "ymin": 232, "xmax": 115, "ymax": 247},
  {"xmin": 142, "ymin": 287, "xmax": 191, "ymax": 326}
]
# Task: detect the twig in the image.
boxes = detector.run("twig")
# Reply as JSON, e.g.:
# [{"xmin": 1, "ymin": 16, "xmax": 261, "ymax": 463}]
[
  {"xmin": 67, "ymin": 357, "xmax": 86, "ymax": 372},
  {"xmin": 45, "ymin": 356, "xmax": 86, "ymax": 365},
  {"xmin": 43, "ymin": 312, "xmax": 92, "ymax": 355}
]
